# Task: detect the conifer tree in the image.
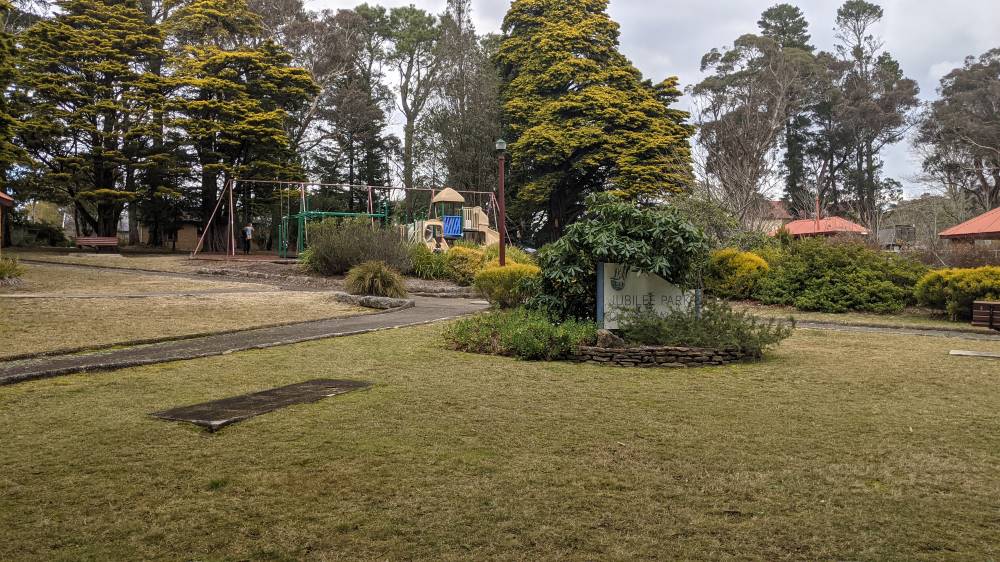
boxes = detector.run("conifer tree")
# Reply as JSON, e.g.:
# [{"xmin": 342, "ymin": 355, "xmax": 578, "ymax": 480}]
[
  {"xmin": 498, "ymin": 0, "xmax": 693, "ymax": 242},
  {"xmin": 17, "ymin": 0, "xmax": 164, "ymax": 236},
  {"xmin": 167, "ymin": 0, "xmax": 316, "ymax": 247}
]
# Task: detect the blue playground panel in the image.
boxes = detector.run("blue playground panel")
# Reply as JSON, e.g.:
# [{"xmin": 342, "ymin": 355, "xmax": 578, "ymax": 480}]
[{"xmin": 442, "ymin": 215, "xmax": 463, "ymax": 238}]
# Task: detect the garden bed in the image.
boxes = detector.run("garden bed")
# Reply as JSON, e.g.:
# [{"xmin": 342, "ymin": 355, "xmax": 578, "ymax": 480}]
[{"xmin": 572, "ymin": 344, "xmax": 755, "ymax": 367}]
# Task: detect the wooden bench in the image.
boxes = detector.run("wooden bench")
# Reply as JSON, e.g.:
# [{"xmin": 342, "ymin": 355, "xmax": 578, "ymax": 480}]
[
  {"xmin": 75, "ymin": 236, "xmax": 119, "ymax": 250},
  {"xmin": 971, "ymin": 301, "xmax": 1000, "ymax": 331}
]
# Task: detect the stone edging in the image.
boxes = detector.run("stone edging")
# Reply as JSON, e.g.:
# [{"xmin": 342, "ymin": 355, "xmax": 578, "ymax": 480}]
[{"xmin": 572, "ymin": 345, "xmax": 756, "ymax": 368}]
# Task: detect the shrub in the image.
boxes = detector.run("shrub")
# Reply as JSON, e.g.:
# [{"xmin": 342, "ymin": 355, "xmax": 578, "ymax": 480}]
[
  {"xmin": 303, "ymin": 218, "xmax": 412, "ymax": 276},
  {"xmin": 705, "ymin": 248, "xmax": 769, "ymax": 299},
  {"xmin": 445, "ymin": 245, "xmax": 485, "ymax": 286},
  {"xmin": 410, "ymin": 244, "xmax": 449, "ymax": 280},
  {"xmin": 345, "ymin": 261, "xmax": 408, "ymax": 298},
  {"xmin": 444, "ymin": 308, "xmax": 597, "ymax": 361},
  {"xmin": 618, "ymin": 299, "xmax": 794, "ymax": 357},
  {"xmin": 482, "ymin": 244, "xmax": 536, "ymax": 265},
  {"xmin": 474, "ymin": 263, "xmax": 541, "ymax": 308},
  {"xmin": 755, "ymin": 237, "xmax": 927, "ymax": 313},
  {"xmin": 914, "ymin": 266, "xmax": 1000, "ymax": 320},
  {"xmin": 529, "ymin": 193, "xmax": 707, "ymax": 321},
  {"xmin": 0, "ymin": 257, "xmax": 24, "ymax": 279}
]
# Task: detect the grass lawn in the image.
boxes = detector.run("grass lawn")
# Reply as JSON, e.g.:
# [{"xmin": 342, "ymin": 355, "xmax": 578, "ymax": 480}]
[
  {"xmin": 0, "ymin": 264, "xmax": 368, "ymax": 358},
  {"xmin": 733, "ymin": 300, "xmax": 993, "ymax": 333},
  {"xmin": 1, "ymin": 325, "xmax": 998, "ymax": 560},
  {"xmin": 2, "ymin": 262, "xmax": 260, "ymax": 295},
  {"xmin": 9, "ymin": 249, "xmax": 202, "ymax": 273}
]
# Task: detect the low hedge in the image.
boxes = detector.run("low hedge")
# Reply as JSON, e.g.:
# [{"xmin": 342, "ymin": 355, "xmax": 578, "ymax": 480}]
[
  {"xmin": 473, "ymin": 263, "xmax": 541, "ymax": 308},
  {"xmin": 755, "ymin": 237, "xmax": 927, "ymax": 313},
  {"xmin": 617, "ymin": 299, "xmax": 794, "ymax": 357},
  {"xmin": 444, "ymin": 308, "xmax": 597, "ymax": 361},
  {"xmin": 914, "ymin": 266, "xmax": 1000, "ymax": 320},
  {"xmin": 705, "ymin": 248, "xmax": 769, "ymax": 299},
  {"xmin": 445, "ymin": 246, "xmax": 486, "ymax": 286}
]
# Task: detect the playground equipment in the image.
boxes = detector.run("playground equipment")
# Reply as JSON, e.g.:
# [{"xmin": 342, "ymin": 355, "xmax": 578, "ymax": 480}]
[
  {"xmin": 403, "ymin": 187, "xmax": 501, "ymax": 251},
  {"xmin": 191, "ymin": 177, "xmax": 503, "ymax": 258}
]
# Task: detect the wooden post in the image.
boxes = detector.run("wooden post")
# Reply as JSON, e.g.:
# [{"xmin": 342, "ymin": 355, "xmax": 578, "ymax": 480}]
[{"xmin": 227, "ymin": 177, "xmax": 236, "ymax": 256}]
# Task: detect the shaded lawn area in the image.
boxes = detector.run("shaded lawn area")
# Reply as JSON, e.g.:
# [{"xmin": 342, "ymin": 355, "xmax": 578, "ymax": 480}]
[
  {"xmin": 733, "ymin": 300, "xmax": 994, "ymax": 334},
  {"xmin": 1, "ymin": 325, "xmax": 999, "ymax": 560},
  {"xmin": 0, "ymin": 265, "xmax": 368, "ymax": 358},
  {"xmin": 1, "ymin": 263, "xmax": 260, "ymax": 295},
  {"xmin": 9, "ymin": 250, "xmax": 201, "ymax": 273}
]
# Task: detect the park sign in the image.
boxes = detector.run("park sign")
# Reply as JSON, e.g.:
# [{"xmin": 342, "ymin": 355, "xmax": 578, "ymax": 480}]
[{"xmin": 596, "ymin": 263, "xmax": 695, "ymax": 329}]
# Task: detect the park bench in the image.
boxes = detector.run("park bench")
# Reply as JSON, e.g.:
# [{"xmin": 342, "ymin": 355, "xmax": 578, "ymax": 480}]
[
  {"xmin": 75, "ymin": 236, "xmax": 119, "ymax": 250},
  {"xmin": 971, "ymin": 301, "xmax": 1000, "ymax": 331}
]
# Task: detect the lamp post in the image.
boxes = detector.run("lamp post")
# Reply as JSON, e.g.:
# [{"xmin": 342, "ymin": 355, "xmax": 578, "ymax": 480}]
[{"xmin": 495, "ymin": 139, "xmax": 507, "ymax": 266}]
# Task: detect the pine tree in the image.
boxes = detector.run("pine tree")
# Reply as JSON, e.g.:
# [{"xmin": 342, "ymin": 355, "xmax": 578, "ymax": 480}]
[
  {"xmin": 498, "ymin": 0, "xmax": 693, "ymax": 242},
  {"xmin": 17, "ymin": 0, "xmax": 164, "ymax": 236},
  {"xmin": 757, "ymin": 4, "xmax": 816, "ymax": 218},
  {"xmin": 167, "ymin": 0, "xmax": 317, "ymax": 248}
]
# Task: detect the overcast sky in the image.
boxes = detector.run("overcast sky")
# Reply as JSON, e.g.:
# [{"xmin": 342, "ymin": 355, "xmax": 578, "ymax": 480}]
[{"xmin": 305, "ymin": 0, "xmax": 999, "ymax": 197}]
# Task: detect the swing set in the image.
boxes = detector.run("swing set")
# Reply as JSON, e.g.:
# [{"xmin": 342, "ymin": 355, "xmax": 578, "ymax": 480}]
[{"xmin": 191, "ymin": 177, "xmax": 502, "ymax": 259}]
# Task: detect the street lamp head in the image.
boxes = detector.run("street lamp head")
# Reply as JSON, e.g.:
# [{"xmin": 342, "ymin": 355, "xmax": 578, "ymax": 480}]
[{"xmin": 495, "ymin": 139, "xmax": 507, "ymax": 152}]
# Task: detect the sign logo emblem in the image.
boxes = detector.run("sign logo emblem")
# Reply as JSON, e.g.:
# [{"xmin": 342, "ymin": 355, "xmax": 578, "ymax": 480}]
[{"xmin": 610, "ymin": 265, "xmax": 628, "ymax": 291}]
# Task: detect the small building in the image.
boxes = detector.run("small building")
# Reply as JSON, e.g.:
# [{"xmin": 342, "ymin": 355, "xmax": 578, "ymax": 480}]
[
  {"xmin": 878, "ymin": 224, "xmax": 917, "ymax": 252},
  {"xmin": 938, "ymin": 206, "xmax": 1000, "ymax": 248},
  {"xmin": 761, "ymin": 200, "xmax": 793, "ymax": 233},
  {"xmin": 772, "ymin": 216, "xmax": 869, "ymax": 238},
  {"xmin": 137, "ymin": 219, "xmax": 203, "ymax": 251}
]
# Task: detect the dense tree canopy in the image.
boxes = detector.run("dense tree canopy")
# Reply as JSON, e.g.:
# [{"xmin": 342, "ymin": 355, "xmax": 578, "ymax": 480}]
[{"xmin": 498, "ymin": 0, "xmax": 693, "ymax": 243}]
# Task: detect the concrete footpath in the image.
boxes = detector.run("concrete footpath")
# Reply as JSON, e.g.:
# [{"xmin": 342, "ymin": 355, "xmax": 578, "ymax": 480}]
[{"xmin": 0, "ymin": 297, "xmax": 487, "ymax": 386}]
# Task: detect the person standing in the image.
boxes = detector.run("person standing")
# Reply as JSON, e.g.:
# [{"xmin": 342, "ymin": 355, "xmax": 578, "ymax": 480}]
[{"xmin": 242, "ymin": 222, "xmax": 254, "ymax": 255}]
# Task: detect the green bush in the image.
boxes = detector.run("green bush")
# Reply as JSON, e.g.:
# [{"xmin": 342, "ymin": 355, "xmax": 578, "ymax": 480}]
[
  {"xmin": 444, "ymin": 308, "xmax": 597, "ymax": 361},
  {"xmin": 529, "ymin": 193, "xmax": 707, "ymax": 321},
  {"xmin": 705, "ymin": 248, "xmax": 769, "ymax": 299},
  {"xmin": 914, "ymin": 266, "xmax": 1000, "ymax": 320},
  {"xmin": 409, "ymin": 244, "xmax": 449, "ymax": 280},
  {"xmin": 303, "ymin": 218, "xmax": 412, "ymax": 276},
  {"xmin": 755, "ymin": 237, "xmax": 927, "ymax": 313},
  {"xmin": 445, "ymin": 245, "xmax": 486, "ymax": 286},
  {"xmin": 618, "ymin": 300, "xmax": 794, "ymax": 358},
  {"xmin": 0, "ymin": 257, "xmax": 24, "ymax": 279},
  {"xmin": 345, "ymin": 261, "xmax": 408, "ymax": 298},
  {"xmin": 474, "ymin": 263, "xmax": 541, "ymax": 308}
]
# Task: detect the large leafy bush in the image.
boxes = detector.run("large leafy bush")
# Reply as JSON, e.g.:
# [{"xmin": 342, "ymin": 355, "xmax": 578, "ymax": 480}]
[
  {"xmin": 705, "ymin": 248, "xmax": 769, "ymax": 299},
  {"xmin": 345, "ymin": 261, "xmax": 408, "ymax": 298},
  {"xmin": 444, "ymin": 308, "xmax": 597, "ymax": 361},
  {"xmin": 617, "ymin": 299, "xmax": 794, "ymax": 357},
  {"xmin": 303, "ymin": 218, "xmax": 412, "ymax": 276},
  {"xmin": 914, "ymin": 266, "xmax": 1000, "ymax": 319},
  {"xmin": 410, "ymin": 244, "xmax": 449, "ymax": 280},
  {"xmin": 529, "ymin": 194, "xmax": 707, "ymax": 320},
  {"xmin": 756, "ymin": 237, "xmax": 927, "ymax": 313},
  {"xmin": 444, "ymin": 246, "xmax": 486, "ymax": 286},
  {"xmin": 473, "ymin": 263, "xmax": 541, "ymax": 308}
]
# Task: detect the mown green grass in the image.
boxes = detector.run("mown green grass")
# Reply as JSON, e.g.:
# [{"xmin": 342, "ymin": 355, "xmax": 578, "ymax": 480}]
[{"xmin": 1, "ymin": 325, "xmax": 998, "ymax": 560}]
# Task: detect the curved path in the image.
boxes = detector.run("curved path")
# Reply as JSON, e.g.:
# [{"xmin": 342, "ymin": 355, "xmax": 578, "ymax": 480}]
[{"xmin": 0, "ymin": 296, "xmax": 487, "ymax": 385}]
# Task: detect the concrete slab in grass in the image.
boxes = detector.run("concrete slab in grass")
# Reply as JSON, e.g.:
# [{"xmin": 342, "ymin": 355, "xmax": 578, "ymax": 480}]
[{"xmin": 151, "ymin": 379, "xmax": 371, "ymax": 432}]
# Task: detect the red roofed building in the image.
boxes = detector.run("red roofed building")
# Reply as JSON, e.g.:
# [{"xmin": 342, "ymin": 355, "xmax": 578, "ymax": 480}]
[
  {"xmin": 772, "ymin": 216, "xmax": 869, "ymax": 238},
  {"xmin": 939, "ymin": 207, "xmax": 1000, "ymax": 245}
]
